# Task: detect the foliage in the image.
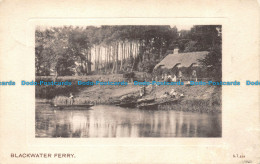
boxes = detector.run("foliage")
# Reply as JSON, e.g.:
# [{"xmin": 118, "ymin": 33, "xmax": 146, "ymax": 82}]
[
  {"xmin": 194, "ymin": 25, "xmax": 222, "ymax": 80},
  {"xmin": 35, "ymin": 25, "xmax": 221, "ymax": 77},
  {"xmin": 199, "ymin": 44, "xmax": 222, "ymax": 80}
]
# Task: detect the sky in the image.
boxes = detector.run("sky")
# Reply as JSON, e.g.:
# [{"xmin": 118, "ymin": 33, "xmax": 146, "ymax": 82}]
[
  {"xmin": 37, "ymin": 25, "xmax": 194, "ymax": 31},
  {"xmin": 173, "ymin": 25, "xmax": 193, "ymax": 31}
]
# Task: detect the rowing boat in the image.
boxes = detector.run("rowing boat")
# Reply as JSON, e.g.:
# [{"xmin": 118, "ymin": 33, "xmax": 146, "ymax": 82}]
[{"xmin": 52, "ymin": 104, "xmax": 94, "ymax": 109}]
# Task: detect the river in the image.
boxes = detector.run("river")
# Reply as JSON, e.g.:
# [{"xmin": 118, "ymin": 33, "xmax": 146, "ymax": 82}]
[{"xmin": 36, "ymin": 103, "xmax": 221, "ymax": 137}]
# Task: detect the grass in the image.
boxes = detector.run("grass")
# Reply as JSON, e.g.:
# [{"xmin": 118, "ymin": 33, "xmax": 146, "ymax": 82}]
[
  {"xmin": 150, "ymin": 84, "xmax": 222, "ymax": 113},
  {"xmin": 35, "ymin": 75, "xmax": 127, "ymax": 99},
  {"xmin": 158, "ymin": 97, "xmax": 221, "ymax": 113},
  {"xmin": 36, "ymin": 75, "xmax": 222, "ymax": 113},
  {"xmin": 35, "ymin": 76, "xmax": 89, "ymax": 99}
]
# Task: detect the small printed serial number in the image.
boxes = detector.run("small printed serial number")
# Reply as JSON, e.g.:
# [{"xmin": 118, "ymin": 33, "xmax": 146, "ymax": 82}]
[{"xmin": 233, "ymin": 153, "xmax": 245, "ymax": 158}]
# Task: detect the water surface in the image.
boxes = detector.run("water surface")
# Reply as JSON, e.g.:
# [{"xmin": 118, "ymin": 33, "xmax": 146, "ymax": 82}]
[{"xmin": 36, "ymin": 103, "xmax": 221, "ymax": 137}]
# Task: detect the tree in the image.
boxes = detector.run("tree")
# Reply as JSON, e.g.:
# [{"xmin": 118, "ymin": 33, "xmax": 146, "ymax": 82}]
[
  {"xmin": 198, "ymin": 26, "xmax": 222, "ymax": 80},
  {"xmin": 35, "ymin": 25, "xmax": 180, "ymax": 75}
]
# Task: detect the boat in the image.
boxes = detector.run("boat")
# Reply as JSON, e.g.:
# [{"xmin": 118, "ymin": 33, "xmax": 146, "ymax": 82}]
[
  {"xmin": 137, "ymin": 102, "xmax": 159, "ymax": 110},
  {"xmin": 137, "ymin": 98, "xmax": 182, "ymax": 110},
  {"xmin": 137, "ymin": 97, "xmax": 155, "ymax": 104},
  {"xmin": 116, "ymin": 96, "xmax": 183, "ymax": 109},
  {"xmin": 52, "ymin": 104, "xmax": 94, "ymax": 109}
]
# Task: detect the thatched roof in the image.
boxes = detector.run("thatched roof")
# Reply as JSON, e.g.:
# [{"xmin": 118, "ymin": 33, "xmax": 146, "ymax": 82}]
[{"xmin": 154, "ymin": 51, "xmax": 209, "ymax": 69}]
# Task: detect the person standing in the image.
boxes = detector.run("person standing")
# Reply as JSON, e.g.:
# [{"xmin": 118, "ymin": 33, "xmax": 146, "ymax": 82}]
[
  {"xmin": 140, "ymin": 86, "xmax": 146, "ymax": 97},
  {"xmin": 178, "ymin": 70, "xmax": 182, "ymax": 82},
  {"xmin": 172, "ymin": 74, "xmax": 177, "ymax": 82},
  {"xmin": 191, "ymin": 70, "xmax": 197, "ymax": 81},
  {"xmin": 69, "ymin": 93, "xmax": 74, "ymax": 105}
]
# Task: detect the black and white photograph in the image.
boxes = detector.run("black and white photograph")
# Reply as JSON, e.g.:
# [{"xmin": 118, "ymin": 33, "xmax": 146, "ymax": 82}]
[
  {"xmin": 35, "ymin": 25, "xmax": 222, "ymax": 138},
  {"xmin": 1, "ymin": 0, "xmax": 260, "ymax": 163}
]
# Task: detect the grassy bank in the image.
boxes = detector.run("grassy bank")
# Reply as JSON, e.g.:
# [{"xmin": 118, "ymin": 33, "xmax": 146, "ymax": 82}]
[
  {"xmin": 36, "ymin": 75, "xmax": 221, "ymax": 113},
  {"xmin": 35, "ymin": 76, "xmax": 87, "ymax": 99},
  {"xmin": 76, "ymin": 83, "xmax": 222, "ymax": 113},
  {"xmin": 35, "ymin": 74, "xmax": 125, "ymax": 99},
  {"xmin": 154, "ymin": 85, "xmax": 221, "ymax": 113},
  {"xmin": 159, "ymin": 98, "xmax": 221, "ymax": 113}
]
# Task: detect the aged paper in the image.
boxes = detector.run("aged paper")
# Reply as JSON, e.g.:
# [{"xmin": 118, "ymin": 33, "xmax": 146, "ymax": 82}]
[{"xmin": 0, "ymin": 0, "xmax": 260, "ymax": 163}]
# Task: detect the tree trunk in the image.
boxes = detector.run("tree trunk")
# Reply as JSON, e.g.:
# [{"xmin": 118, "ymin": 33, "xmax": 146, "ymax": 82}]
[
  {"xmin": 88, "ymin": 48, "xmax": 91, "ymax": 73},
  {"xmin": 120, "ymin": 42, "xmax": 123, "ymax": 71},
  {"xmin": 115, "ymin": 42, "xmax": 119, "ymax": 73},
  {"xmin": 112, "ymin": 44, "xmax": 115, "ymax": 74},
  {"xmin": 99, "ymin": 46, "xmax": 101, "ymax": 73},
  {"xmin": 105, "ymin": 46, "xmax": 107, "ymax": 73},
  {"xmin": 123, "ymin": 42, "xmax": 126, "ymax": 71},
  {"xmin": 95, "ymin": 45, "xmax": 97, "ymax": 71},
  {"xmin": 97, "ymin": 46, "xmax": 99, "ymax": 73},
  {"xmin": 130, "ymin": 41, "xmax": 133, "ymax": 58},
  {"xmin": 108, "ymin": 46, "xmax": 111, "ymax": 72},
  {"xmin": 128, "ymin": 42, "xmax": 130, "ymax": 58}
]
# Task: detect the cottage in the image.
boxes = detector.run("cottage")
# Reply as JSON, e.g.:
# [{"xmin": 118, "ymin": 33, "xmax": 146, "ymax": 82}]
[{"xmin": 154, "ymin": 49, "xmax": 209, "ymax": 81}]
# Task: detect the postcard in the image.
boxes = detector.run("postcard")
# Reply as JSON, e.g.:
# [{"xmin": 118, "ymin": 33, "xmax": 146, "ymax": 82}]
[{"xmin": 0, "ymin": 0, "xmax": 259, "ymax": 163}]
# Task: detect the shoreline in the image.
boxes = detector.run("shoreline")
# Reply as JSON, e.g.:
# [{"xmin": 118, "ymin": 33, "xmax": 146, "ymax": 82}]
[{"xmin": 36, "ymin": 76, "xmax": 221, "ymax": 114}]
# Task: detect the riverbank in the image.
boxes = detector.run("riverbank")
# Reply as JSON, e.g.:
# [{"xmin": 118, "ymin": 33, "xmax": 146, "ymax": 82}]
[
  {"xmin": 75, "ymin": 84, "xmax": 221, "ymax": 113},
  {"xmin": 36, "ymin": 75, "xmax": 221, "ymax": 113},
  {"xmin": 35, "ymin": 75, "xmax": 125, "ymax": 99}
]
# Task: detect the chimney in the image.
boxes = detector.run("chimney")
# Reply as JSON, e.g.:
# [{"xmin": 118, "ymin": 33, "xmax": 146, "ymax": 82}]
[{"xmin": 174, "ymin": 48, "xmax": 179, "ymax": 54}]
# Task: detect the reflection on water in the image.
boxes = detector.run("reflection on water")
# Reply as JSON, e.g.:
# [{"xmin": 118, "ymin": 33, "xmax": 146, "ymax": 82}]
[{"xmin": 36, "ymin": 103, "xmax": 221, "ymax": 137}]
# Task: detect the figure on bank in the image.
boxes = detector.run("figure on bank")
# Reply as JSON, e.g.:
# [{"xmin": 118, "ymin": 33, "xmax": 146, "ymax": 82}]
[
  {"xmin": 69, "ymin": 93, "xmax": 74, "ymax": 105},
  {"xmin": 140, "ymin": 86, "xmax": 146, "ymax": 97},
  {"xmin": 191, "ymin": 70, "xmax": 197, "ymax": 82}
]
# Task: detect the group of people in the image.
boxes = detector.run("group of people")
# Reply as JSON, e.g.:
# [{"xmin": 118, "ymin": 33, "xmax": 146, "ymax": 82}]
[
  {"xmin": 162, "ymin": 73, "xmax": 178, "ymax": 82},
  {"xmin": 154, "ymin": 72, "xmax": 181, "ymax": 82},
  {"xmin": 160, "ymin": 89, "xmax": 184, "ymax": 99},
  {"xmin": 155, "ymin": 69, "xmax": 198, "ymax": 82}
]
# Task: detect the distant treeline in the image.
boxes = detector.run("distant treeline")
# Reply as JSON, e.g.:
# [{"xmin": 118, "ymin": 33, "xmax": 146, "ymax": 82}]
[{"xmin": 35, "ymin": 25, "xmax": 222, "ymax": 78}]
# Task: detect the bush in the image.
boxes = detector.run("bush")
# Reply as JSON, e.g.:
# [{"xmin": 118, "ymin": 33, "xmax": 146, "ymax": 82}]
[{"xmin": 35, "ymin": 76, "xmax": 90, "ymax": 99}]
